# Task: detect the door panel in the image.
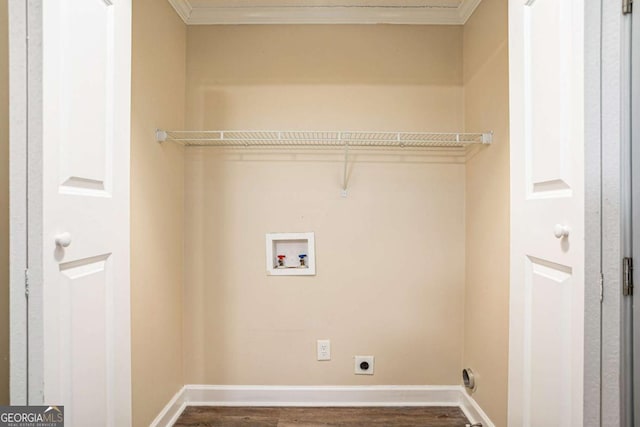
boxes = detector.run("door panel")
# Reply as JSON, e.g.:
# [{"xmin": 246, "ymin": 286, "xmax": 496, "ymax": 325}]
[
  {"xmin": 525, "ymin": 257, "xmax": 573, "ymax": 426},
  {"xmin": 60, "ymin": 255, "xmax": 110, "ymax": 425},
  {"xmin": 525, "ymin": 0, "xmax": 573, "ymax": 197},
  {"xmin": 58, "ymin": 0, "xmax": 114, "ymax": 196},
  {"xmin": 509, "ymin": 0, "xmax": 584, "ymax": 425}
]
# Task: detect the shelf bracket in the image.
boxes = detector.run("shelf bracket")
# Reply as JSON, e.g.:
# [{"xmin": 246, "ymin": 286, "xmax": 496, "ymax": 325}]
[
  {"xmin": 342, "ymin": 142, "xmax": 349, "ymax": 197},
  {"xmin": 156, "ymin": 129, "xmax": 168, "ymax": 143}
]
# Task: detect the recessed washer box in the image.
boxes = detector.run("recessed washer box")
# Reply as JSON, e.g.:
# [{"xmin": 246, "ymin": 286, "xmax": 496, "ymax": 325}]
[{"xmin": 266, "ymin": 232, "xmax": 316, "ymax": 276}]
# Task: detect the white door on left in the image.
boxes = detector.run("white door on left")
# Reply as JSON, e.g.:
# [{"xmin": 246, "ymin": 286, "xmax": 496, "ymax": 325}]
[{"xmin": 10, "ymin": 0, "xmax": 132, "ymax": 425}]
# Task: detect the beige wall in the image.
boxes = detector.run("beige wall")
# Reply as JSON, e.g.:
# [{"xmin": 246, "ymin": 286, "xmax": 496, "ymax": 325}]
[
  {"xmin": 463, "ymin": 0, "xmax": 510, "ymax": 425},
  {"xmin": 0, "ymin": 0, "xmax": 9, "ymax": 406},
  {"xmin": 183, "ymin": 25, "xmax": 467, "ymax": 385},
  {"xmin": 186, "ymin": 25, "xmax": 462, "ymax": 86},
  {"xmin": 130, "ymin": 1, "xmax": 186, "ymax": 425}
]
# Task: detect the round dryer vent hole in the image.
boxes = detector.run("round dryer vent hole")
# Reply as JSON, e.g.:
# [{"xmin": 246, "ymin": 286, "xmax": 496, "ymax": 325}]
[{"xmin": 462, "ymin": 368, "xmax": 475, "ymax": 390}]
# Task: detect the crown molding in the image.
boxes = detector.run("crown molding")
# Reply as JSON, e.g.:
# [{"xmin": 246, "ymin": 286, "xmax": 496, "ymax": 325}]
[
  {"xmin": 167, "ymin": 0, "xmax": 483, "ymax": 25},
  {"xmin": 187, "ymin": 7, "xmax": 460, "ymax": 25},
  {"xmin": 167, "ymin": 0, "xmax": 192, "ymax": 22},
  {"xmin": 188, "ymin": 6, "xmax": 462, "ymax": 25},
  {"xmin": 457, "ymin": 0, "xmax": 482, "ymax": 23}
]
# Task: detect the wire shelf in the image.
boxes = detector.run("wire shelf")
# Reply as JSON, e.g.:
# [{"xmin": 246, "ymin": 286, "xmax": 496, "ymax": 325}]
[
  {"xmin": 156, "ymin": 130, "xmax": 493, "ymax": 148},
  {"xmin": 156, "ymin": 129, "xmax": 492, "ymax": 195}
]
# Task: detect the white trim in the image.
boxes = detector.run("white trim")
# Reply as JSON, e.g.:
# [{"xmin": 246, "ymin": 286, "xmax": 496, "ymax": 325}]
[
  {"xmin": 150, "ymin": 386, "xmax": 188, "ymax": 427},
  {"xmin": 583, "ymin": 0, "xmax": 603, "ymax": 424},
  {"xmin": 166, "ymin": 0, "xmax": 192, "ymax": 22},
  {"xmin": 187, "ymin": 7, "xmax": 462, "ymax": 25},
  {"xmin": 25, "ymin": 0, "xmax": 46, "ymax": 405},
  {"xmin": 460, "ymin": 391, "xmax": 496, "ymax": 427},
  {"xmin": 166, "ymin": 0, "xmax": 482, "ymax": 25},
  {"xmin": 183, "ymin": 384, "xmax": 462, "ymax": 406},
  {"xmin": 632, "ymin": 0, "xmax": 640, "ymax": 422},
  {"xmin": 620, "ymin": 3, "xmax": 633, "ymax": 425},
  {"xmin": 150, "ymin": 385, "xmax": 494, "ymax": 427},
  {"xmin": 600, "ymin": 0, "xmax": 626, "ymax": 424},
  {"xmin": 457, "ymin": 0, "xmax": 482, "ymax": 23},
  {"xmin": 8, "ymin": 0, "xmax": 29, "ymax": 405}
]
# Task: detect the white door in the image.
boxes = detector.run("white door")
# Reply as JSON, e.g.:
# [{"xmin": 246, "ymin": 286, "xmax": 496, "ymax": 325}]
[
  {"xmin": 16, "ymin": 0, "xmax": 131, "ymax": 425},
  {"xmin": 508, "ymin": 0, "xmax": 585, "ymax": 426}
]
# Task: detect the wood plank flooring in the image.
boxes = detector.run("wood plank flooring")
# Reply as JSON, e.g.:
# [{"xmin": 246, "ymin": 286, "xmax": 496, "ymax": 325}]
[{"xmin": 173, "ymin": 406, "xmax": 470, "ymax": 427}]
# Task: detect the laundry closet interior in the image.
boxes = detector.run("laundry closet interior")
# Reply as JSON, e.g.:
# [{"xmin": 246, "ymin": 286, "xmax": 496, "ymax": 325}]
[{"xmin": 130, "ymin": 0, "xmax": 509, "ymax": 425}]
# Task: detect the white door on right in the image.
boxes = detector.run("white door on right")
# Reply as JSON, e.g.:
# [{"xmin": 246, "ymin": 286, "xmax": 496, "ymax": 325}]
[{"xmin": 508, "ymin": 0, "xmax": 585, "ymax": 426}]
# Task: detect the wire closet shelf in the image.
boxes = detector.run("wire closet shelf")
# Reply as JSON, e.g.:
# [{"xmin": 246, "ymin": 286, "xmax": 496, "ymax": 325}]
[{"xmin": 155, "ymin": 130, "xmax": 493, "ymax": 149}]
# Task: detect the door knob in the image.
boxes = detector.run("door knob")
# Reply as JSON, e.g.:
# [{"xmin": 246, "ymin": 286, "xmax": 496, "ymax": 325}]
[
  {"xmin": 55, "ymin": 232, "xmax": 72, "ymax": 248},
  {"xmin": 553, "ymin": 224, "xmax": 570, "ymax": 239}
]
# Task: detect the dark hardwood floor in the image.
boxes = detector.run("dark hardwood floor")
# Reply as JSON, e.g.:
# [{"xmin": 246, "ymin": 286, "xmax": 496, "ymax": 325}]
[{"xmin": 173, "ymin": 406, "xmax": 470, "ymax": 426}]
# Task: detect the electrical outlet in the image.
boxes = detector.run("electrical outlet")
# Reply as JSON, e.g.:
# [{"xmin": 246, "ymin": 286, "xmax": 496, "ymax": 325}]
[
  {"xmin": 317, "ymin": 340, "xmax": 331, "ymax": 361},
  {"xmin": 354, "ymin": 355, "xmax": 374, "ymax": 375}
]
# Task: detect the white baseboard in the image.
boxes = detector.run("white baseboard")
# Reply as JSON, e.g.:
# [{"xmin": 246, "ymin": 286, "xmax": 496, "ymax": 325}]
[
  {"xmin": 151, "ymin": 385, "xmax": 494, "ymax": 427},
  {"xmin": 459, "ymin": 390, "xmax": 496, "ymax": 427},
  {"xmin": 149, "ymin": 386, "xmax": 187, "ymax": 427}
]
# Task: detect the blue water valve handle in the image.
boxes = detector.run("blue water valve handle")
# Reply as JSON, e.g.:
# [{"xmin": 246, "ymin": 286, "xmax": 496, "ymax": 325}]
[{"xmin": 299, "ymin": 254, "xmax": 307, "ymax": 259}]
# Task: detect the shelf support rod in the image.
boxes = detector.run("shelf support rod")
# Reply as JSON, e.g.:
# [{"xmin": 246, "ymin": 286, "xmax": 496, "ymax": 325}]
[{"xmin": 342, "ymin": 138, "xmax": 349, "ymax": 197}]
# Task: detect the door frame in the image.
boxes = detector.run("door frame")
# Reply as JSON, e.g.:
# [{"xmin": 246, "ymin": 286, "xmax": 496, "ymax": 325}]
[
  {"xmin": 584, "ymin": 0, "xmax": 630, "ymax": 425},
  {"xmin": 622, "ymin": 1, "xmax": 634, "ymax": 425},
  {"xmin": 8, "ymin": 0, "xmax": 29, "ymax": 406},
  {"xmin": 583, "ymin": 1, "xmax": 603, "ymax": 425},
  {"xmin": 631, "ymin": 0, "xmax": 640, "ymax": 422},
  {"xmin": 8, "ymin": 0, "xmax": 44, "ymax": 405}
]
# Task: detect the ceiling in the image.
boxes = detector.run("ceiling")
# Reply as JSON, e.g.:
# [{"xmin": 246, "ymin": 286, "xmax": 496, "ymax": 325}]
[{"xmin": 168, "ymin": 0, "xmax": 480, "ymax": 25}]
